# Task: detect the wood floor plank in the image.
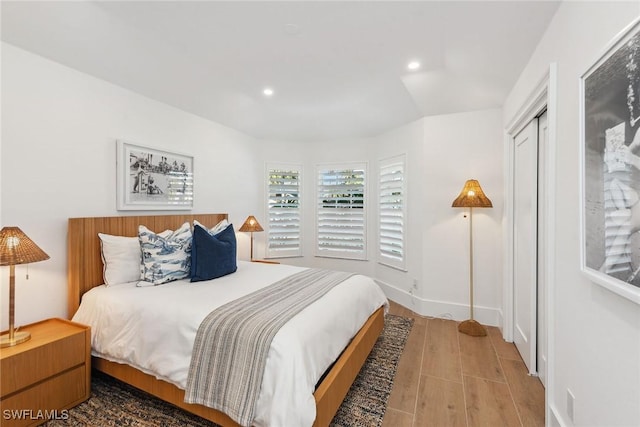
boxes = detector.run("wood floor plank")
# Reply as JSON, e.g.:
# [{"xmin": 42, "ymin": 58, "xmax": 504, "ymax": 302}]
[
  {"xmin": 501, "ymin": 358, "xmax": 545, "ymax": 427},
  {"xmin": 422, "ymin": 318, "xmax": 463, "ymax": 382},
  {"xmin": 382, "ymin": 408, "xmax": 414, "ymax": 427},
  {"xmin": 388, "ymin": 300, "xmax": 403, "ymax": 315},
  {"xmin": 464, "ymin": 375, "xmax": 521, "ymax": 427},
  {"xmin": 383, "ymin": 300, "xmax": 544, "ymax": 426},
  {"xmin": 414, "ymin": 375, "xmax": 466, "ymax": 427},
  {"xmin": 387, "ymin": 322, "xmax": 426, "ymax": 413},
  {"xmin": 388, "ymin": 300, "xmax": 427, "ymax": 326},
  {"xmin": 459, "ymin": 331, "xmax": 505, "ymax": 383},
  {"xmin": 487, "ymin": 326, "xmax": 522, "ymax": 361}
]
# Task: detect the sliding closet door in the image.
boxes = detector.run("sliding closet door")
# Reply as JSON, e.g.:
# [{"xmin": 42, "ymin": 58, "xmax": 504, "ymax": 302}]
[
  {"xmin": 537, "ymin": 111, "xmax": 548, "ymax": 386},
  {"xmin": 513, "ymin": 118, "xmax": 538, "ymax": 375}
]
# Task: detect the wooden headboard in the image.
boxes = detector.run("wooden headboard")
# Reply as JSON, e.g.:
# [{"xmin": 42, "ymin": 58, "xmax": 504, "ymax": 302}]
[{"xmin": 67, "ymin": 213, "xmax": 228, "ymax": 319}]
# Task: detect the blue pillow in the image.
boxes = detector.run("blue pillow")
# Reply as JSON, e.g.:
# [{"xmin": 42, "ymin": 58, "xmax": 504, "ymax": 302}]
[{"xmin": 190, "ymin": 222, "xmax": 237, "ymax": 282}]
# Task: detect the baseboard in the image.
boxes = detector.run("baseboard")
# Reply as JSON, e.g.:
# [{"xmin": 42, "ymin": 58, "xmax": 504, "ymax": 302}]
[
  {"xmin": 376, "ymin": 279, "xmax": 501, "ymax": 327},
  {"xmin": 496, "ymin": 309, "xmax": 504, "ymax": 333},
  {"xmin": 549, "ymin": 403, "xmax": 565, "ymax": 427}
]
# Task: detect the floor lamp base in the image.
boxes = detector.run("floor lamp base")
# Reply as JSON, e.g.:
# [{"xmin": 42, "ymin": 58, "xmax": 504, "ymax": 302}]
[{"xmin": 458, "ymin": 319, "xmax": 487, "ymax": 337}]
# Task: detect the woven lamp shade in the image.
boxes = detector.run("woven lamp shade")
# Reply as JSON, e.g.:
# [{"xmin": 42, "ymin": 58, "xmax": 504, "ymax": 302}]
[
  {"xmin": 451, "ymin": 179, "xmax": 493, "ymax": 208},
  {"xmin": 0, "ymin": 227, "xmax": 50, "ymax": 266},
  {"xmin": 238, "ymin": 216, "xmax": 263, "ymax": 233}
]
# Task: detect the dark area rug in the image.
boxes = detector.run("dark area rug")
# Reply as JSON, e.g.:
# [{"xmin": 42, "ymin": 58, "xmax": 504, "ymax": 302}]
[
  {"xmin": 330, "ymin": 314, "xmax": 413, "ymax": 427},
  {"xmin": 46, "ymin": 314, "xmax": 413, "ymax": 427}
]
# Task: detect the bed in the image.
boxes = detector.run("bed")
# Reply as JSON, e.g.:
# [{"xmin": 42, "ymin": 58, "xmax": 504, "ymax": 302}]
[{"xmin": 67, "ymin": 213, "xmax": 387, "ymax": 427}]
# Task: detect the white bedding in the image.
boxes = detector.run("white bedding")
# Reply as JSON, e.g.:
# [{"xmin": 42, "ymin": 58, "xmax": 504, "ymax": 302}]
[{"xmin": 72, "ymin": 261, "xmax": 388, "ymax": 427}]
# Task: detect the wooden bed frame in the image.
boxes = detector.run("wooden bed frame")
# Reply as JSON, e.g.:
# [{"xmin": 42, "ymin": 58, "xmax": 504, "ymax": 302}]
[{"xmin": 67, "ymin": 213, "xmax": 384, "ymax": 427}]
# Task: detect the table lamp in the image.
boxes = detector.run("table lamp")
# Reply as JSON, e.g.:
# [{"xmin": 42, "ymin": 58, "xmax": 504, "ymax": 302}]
[
  {"xmin": 452, "ymin": 179, "xmax": 492, "ymax": 337},
  {"xmin": 238, "ymin": 216, "xmax": 263, "ymax": 261},
  {"xmin": 0, "ymin": 227, "xmax": 50, "ymax": 347}
]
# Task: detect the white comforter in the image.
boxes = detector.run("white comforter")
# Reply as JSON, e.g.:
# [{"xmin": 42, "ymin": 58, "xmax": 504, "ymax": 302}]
[{"xmin": 72, "ymin": 261, "xmax": 388, "ymax": 427}]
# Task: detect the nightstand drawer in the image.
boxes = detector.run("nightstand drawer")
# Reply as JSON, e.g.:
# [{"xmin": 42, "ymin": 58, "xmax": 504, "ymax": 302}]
[
  {"xmin": 0, "ymin": 365, "xmax": 86, "ymax": 427},
  {"xmin": 0, "ymin": 318, "xmax": 90, "ymax": 425},
  {"xmin": 1, "ymin": 331, "xmax": 85, "ymax": 396}
]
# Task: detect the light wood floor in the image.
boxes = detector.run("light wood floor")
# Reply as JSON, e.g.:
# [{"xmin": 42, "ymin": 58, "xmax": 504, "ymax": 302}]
[{"xmin": 383, "ymin": 301, "xmax": 545, "ymax": 427}]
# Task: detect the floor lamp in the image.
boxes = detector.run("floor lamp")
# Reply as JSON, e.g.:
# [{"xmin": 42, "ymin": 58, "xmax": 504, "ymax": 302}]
[
  {"xmin": 238, "ymin": 215, "xmax": 263, "ymax": 261},
  {"xmin": 0, "ymin": 227, "xmax": 50, "ymax": 347},
  {"xmin": 452, "ymin": 179, "xmax": 492, "ymax": 337}
]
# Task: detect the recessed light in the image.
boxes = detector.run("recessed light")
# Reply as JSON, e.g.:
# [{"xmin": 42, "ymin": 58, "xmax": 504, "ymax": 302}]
[
  {"xmin": 263, "ymin": 88, "xmax": 274, "ymax": 96},
  {"xmin": 407, "ymin": 61, "xmax": 421, "ymax": 71}
]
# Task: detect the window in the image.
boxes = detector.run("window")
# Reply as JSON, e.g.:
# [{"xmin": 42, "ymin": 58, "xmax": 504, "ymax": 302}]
[
  {"xmin": 316, "ymin": 163, "xmax": 367, "ymax": 260},
  {"xmin": 266, "ymin": 164, "xmax": 302, "ymax": 258},
  {"xmin": 379, "ymin": 155, "xmax": 406, "ymax": 270}
]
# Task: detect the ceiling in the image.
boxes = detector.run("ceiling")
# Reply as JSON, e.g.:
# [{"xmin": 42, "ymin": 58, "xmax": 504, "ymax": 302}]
[{"xmin": 1, "ymin": 1, "xmax": 560, "ymax": 142}]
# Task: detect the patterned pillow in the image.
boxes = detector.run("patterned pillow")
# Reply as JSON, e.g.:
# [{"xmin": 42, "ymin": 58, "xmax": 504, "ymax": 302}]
[
  {"xmin": 99, "ymin": 229, "xmax": 172, "ymax": 286},
  {"xmin": 138, "ymin": 222, "xmax": 192, "ymax": 286}
]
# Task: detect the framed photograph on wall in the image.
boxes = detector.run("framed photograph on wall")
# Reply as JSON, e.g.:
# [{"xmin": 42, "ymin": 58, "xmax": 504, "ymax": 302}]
[
  {"xmin": 116, "ymin": 140, "xmax": 194, "ymax": 210},
  {"xmin": 580, "ymin": 17, "xmax": 640, "ymax": 304}
]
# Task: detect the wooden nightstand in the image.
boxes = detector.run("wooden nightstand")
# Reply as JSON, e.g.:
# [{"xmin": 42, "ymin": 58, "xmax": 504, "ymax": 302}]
[{"xmin": 0, "ymin": 318, "xmax": 91, "ymax": 427}]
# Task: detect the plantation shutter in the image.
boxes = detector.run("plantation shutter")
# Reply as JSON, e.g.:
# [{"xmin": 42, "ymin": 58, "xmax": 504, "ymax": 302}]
[
  {"xmin": 378, "ymin": 155, "xmax": 406, "ymax": 270},
  {"xmin": 316, "ymin": 164, "xmax": 367, "ymax": 260},
  {"xmin": 266, "ymin": 165, "xmax": 302, "ymax": 258}
]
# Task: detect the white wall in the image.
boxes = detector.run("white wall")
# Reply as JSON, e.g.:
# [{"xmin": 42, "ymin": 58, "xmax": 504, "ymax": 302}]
[
  {"xmin": 1, "ymin": 42, "xmax": 506, "ymax": 332},
  {"xmin": 260, "ymin": 110, "xmax": 504, "ymax": 325},
  {"xmin": 373, "ymin": 119, "xmax": 425, "ymax": 313},
  {"xmin": 504, "ymin": 2, "xmax": 640, "ymax": 426},
  {"xmin": 420, "ymin": 109, "xmax": 503, "ymax": 325},
  {"xmin": 7, "ymin": 4, "xmax": 640, "ymax": 424},
  {"xmin": 255, "ymin": 137, "xmax": 378, "ymax": 278},
  {"xmin": 1, "ymin": 43, "xmax": 262, "ymax": 328}
]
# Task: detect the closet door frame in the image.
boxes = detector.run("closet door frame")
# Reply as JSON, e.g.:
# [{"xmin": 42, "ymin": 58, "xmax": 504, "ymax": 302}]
[{"xmin": 503, "ymin": 63, "xmax": 557, "ymax": 420}]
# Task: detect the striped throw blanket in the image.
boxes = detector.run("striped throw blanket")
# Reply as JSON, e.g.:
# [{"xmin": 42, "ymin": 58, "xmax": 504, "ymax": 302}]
[{"xmin": 184, "ymin": 268, "xmax": 355, "ymax": 427}]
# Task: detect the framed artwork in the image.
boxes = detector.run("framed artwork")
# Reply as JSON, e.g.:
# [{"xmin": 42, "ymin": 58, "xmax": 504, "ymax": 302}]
[
  {"xmin": 580, "ymin": 17, "xmax": 640, "ymax": 304},
  {"xmin": 116, "ymin": 140, "xmax": 194, "ymax": 211}
]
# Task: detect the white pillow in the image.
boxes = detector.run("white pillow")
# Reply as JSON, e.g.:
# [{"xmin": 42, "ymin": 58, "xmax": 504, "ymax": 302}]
[
  {"xmin": 98, "ymin": 233, "xmax": 141, "ymax": 286},
  {"xmin": 138, "ymin": 222, "xmax": 192, "ymax": 286},
  {"xmin": 194, "ymin": 218, "xmax": 230, "ymax": 235},
  {"xmin": 99, "ymin": 229, "xmax": 173, "ymax": 286}
]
